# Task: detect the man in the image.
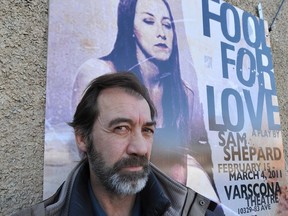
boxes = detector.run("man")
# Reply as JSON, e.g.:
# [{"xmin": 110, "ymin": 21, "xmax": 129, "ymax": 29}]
[{"xmin": 15, "ymin": 72, "xmax": 220, "ymax": 215}]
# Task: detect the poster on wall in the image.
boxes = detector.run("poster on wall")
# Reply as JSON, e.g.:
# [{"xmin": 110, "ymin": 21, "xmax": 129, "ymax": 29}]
[{"xmin": 44, "ymin": 0, "xmax": 286, "ymax": 215}]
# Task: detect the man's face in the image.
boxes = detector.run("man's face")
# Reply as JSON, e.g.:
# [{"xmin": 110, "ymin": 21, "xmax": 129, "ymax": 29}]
[{"xmin": 85, "ymin": 87, "xmax": 155, "ymax": 195}]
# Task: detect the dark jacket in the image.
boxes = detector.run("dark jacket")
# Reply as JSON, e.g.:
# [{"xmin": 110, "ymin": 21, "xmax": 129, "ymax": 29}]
[{"xmin": 13, "ymin": 159, "xmax": 221, "ymax": 216}]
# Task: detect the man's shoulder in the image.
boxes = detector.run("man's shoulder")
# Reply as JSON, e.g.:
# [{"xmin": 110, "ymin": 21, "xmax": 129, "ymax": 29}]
[
  {"xmin": 150, "ymin": 163, "xmax": 189, "ymax": 197},
  {"xmin": 12, "ymin": 160, "xmax": 87, "ymax": 216},
  {"xmin": 150, "ymin": 163, "xmax": 222, "ymax": 216},
  {"xmin": 11, "ymin": 187, "xmax": 62, "ymax": 216}
]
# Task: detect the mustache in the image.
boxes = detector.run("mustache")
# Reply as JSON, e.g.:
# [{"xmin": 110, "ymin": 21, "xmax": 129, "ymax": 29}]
[{"xmin": 113, "ymin": 155, "xmax": 149, "ymax": 172}]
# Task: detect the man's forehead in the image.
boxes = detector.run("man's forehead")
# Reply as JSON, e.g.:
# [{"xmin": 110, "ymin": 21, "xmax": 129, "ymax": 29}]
[
  {"xmin": 97, "ymin": 87, "xmax": 151, "ymax": 120},
  {"xmin": 99, "ymin": 87, "xmax": 142, "ymax": 99},
  {"xmin": 98, "ymin": 87, "xmax": 144, "ymax": 103}
]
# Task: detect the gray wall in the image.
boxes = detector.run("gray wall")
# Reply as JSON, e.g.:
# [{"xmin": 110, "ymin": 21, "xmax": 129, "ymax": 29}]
[{"xmin": 0, "ymin": 1, "xmax": 287, "ymax": 215}]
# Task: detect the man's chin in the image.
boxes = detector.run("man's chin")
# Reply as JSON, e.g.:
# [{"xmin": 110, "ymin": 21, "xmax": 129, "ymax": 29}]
[
  {"xmin": 117, "ymin": 169, "xmax": 148, "ymax": 181},
  {"xmin": 110, "ymin": 175, "xmax": 148, "ymax": 195}
]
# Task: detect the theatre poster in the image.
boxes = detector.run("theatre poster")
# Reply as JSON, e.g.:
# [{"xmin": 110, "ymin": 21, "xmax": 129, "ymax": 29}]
[{"xmin": 44, "ymin": 0, "xmax": 287, "ymax": 215}]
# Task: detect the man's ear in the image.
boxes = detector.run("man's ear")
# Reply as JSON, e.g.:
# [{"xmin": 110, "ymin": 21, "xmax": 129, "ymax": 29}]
[{"xmin": 75, "ymin": 132, "xmax": 88, "ymax": 153}]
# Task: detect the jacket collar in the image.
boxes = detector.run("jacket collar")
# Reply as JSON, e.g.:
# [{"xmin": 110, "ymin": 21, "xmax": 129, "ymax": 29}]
[
  {"xmin": 68, "ymin": 160, "xmax": 94, "ymax": 216},
  {"xmin": 139, "ymin": 167, "xmax": 171, "ymax": 215},
  {"xmin": 68, "ymin": 159, "xmax": 171, "ymax": 216}
]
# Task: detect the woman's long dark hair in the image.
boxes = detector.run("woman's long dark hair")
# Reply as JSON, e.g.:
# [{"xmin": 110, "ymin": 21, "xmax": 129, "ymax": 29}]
[{"xmin": 101, "ymin": 0, "xmax": 189, "ymax": 138}]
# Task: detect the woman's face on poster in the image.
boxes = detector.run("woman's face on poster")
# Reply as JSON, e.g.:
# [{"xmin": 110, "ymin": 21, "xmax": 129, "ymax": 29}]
[{"xmin": 133, "ymin": 0, "xmax": 173, "ymax": 61}]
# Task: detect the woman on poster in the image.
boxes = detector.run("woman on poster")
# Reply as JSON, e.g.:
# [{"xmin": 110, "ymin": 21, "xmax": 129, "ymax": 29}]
[{"xmin": 72, "ymin": 0, "xmax": 218, "ymax": 201}]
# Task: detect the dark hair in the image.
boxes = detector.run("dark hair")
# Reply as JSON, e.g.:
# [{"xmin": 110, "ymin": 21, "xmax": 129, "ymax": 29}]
[
  {"xmin": 69, "ymin": 72, "xmax": 156, "ymax": 140},
  {"xmin": 101, "ymin": 0, "xmax": 188, "ymax": 133}
]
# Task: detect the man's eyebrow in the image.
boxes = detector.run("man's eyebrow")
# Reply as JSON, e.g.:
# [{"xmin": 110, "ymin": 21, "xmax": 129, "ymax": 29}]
[
  {"xmin": 144, "ymin": 121, "xmax": 156, "ymax": 127},
  {"xmin": 108, "ymin": 118, "xmax": 133, "ymax": 128},
  {"xmin": 108, "ymin": 118, "xmax": 156, "ymax": 128}
]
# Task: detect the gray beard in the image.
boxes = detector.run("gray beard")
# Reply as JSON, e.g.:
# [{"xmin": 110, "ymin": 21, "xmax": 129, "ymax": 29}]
[{"xmin": 87, "ymin": 143, "xmax": 150, "ymax": 195}]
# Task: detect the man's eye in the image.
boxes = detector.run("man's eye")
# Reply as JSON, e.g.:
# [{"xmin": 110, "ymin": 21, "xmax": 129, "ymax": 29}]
[
  {"xmin": 143, "ymin": 127, "xmax": 154, "ymax": 135},
  {"xmin": 114, "ymin": 126, "xmax": 130, "ymax": 134}
]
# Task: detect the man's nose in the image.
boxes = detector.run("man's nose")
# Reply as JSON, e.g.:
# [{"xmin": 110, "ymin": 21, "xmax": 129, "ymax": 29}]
[{"xmin": 126, "ymin": 131, "xmax": 148, "ymax": 156}]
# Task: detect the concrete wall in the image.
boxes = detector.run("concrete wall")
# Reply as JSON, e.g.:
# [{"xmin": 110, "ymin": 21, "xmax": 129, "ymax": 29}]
[{"xmin": 0, "ymin": 0, "xmax": 287, "ymax": 215}]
